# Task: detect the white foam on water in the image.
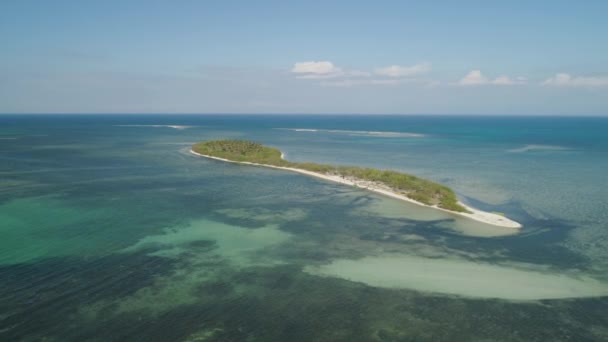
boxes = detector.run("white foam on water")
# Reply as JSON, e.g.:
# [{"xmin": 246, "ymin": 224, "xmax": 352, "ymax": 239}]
[
  {"xmin": 507, "ymin": 145, "xmax": 571, "ymax": 153},
  {"xmin": 114, "ymin": 124, "xmax": 193, "ymax": 129},
  {"xmin": 277, "ymin": 128, "xmax": 425, "ymax": 138},
  {"xmin": 305, "ymin": 255, "xmax": 608, "ymax": 300}
]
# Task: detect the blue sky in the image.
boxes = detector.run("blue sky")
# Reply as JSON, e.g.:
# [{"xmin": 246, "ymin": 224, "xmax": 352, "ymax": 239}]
[{"xmin": 1, "ymin": 0, "xmax": 607, "ymax": 115}]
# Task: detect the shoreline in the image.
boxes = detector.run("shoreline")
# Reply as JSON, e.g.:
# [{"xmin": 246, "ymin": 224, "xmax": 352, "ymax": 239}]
[{"xmin": 190, "ymin": 149, "xmax": 522, "ymax": 229}]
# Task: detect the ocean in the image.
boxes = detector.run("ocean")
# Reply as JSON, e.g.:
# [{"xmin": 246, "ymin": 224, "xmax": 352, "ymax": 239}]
[{"xmin": 1, "ymin": 114, "xmax": 607, "ymax": 341}]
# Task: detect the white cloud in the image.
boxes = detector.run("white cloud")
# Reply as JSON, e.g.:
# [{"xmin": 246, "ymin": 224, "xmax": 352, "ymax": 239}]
[
  {"xmin": 321, "ymin": 79, "xmax": 402, "ymax": 87},
  {"xmin": 492, "ymin": 75, "xmax": 512, "ymax": 85},
  {"xmin": 291, "ymin": 61, "xmax": 341, "ymax": 75},
  {"xmin": 291, "ymin": 60, "xmax": 434, "ymax": 87},
  {"xmin": 541, "ymin": 73, "xmax": 608, "ymax": 87},
  {"xmin": 542, "ymin": 73, "xmax": 571, "ymax": 86},
  {"xmin": 295, "ymin": 69, "xmax": 373, "ymax": 80},
  {"xmin": 374, "ymin": 63, "xmax": 431, "ymax": 77},
  {"xmin": 459, "ymin": 70, "xmax": 487, "ymax": 85},
  {"xmin": 294, "ymin": 73, "xmax": 341, "ymax": 79},
  {"xmin": 459, "ymin": 70, "xmax": 526, "ymax": 86}
]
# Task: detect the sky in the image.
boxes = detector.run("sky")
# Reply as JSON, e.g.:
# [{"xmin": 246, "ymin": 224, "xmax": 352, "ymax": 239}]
[{"xmin": 1, "ymin": 0, "xmax": 607, "ymax": 115}]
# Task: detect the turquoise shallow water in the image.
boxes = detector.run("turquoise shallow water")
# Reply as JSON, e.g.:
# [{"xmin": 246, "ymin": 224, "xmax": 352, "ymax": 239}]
[{"xmin": 1, "ymin": 114, "xmax": 608, "ymax": 341}]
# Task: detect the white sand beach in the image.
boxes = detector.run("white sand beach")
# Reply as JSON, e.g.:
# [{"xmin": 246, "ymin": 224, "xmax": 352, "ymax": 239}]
[{"xmin": 190, "ymin": 150, "xmax": 522, "ymax": 229}]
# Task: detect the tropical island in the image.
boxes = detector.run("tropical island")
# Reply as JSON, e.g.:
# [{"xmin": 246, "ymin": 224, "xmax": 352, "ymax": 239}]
[{"xmin": 191, "ymin": 140, "xmax": 521, "ymax": 228}]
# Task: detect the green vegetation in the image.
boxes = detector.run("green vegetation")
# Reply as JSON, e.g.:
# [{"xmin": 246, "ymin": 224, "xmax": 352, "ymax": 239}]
[
  {"xmin": 193, "ymin": 140, "xmax": 468, "ymax": 212},
  {"xmin": 193, "ymin": 140, "xmax": 288, "ymax": 165}
]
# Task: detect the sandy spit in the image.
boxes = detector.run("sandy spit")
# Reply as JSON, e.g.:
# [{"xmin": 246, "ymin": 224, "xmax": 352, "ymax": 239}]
[{"xmin": 190, "ymin": 150, "xmax": 522, "ymax": 228}]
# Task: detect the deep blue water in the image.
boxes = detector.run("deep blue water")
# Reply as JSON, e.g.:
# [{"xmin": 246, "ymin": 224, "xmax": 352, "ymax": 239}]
[{"xmin": 1, "ymin": 114, "xmax": 607, "ymax": 341}]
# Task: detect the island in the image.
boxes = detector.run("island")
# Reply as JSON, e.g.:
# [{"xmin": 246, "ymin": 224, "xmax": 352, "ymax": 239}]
[{"xmin": 191, "ymin": 140, "xmax": 522, "ymax": 228}]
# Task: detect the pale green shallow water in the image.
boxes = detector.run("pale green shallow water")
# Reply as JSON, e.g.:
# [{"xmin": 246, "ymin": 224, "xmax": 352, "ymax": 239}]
[{"xmin": 1, "ymin": 115, "xmax": 608, "ymax": 341}]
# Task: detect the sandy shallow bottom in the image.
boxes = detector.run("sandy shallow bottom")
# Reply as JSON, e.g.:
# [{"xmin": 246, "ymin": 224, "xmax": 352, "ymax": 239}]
[{"xmin": 305, "ymin": 255, "xmax": 608, "ymax": 300}]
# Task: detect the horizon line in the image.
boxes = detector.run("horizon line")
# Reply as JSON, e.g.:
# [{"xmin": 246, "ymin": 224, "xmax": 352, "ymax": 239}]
[{"xmin": 1, "ymin": 112, "xmax": 607, "ymax": 117}]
